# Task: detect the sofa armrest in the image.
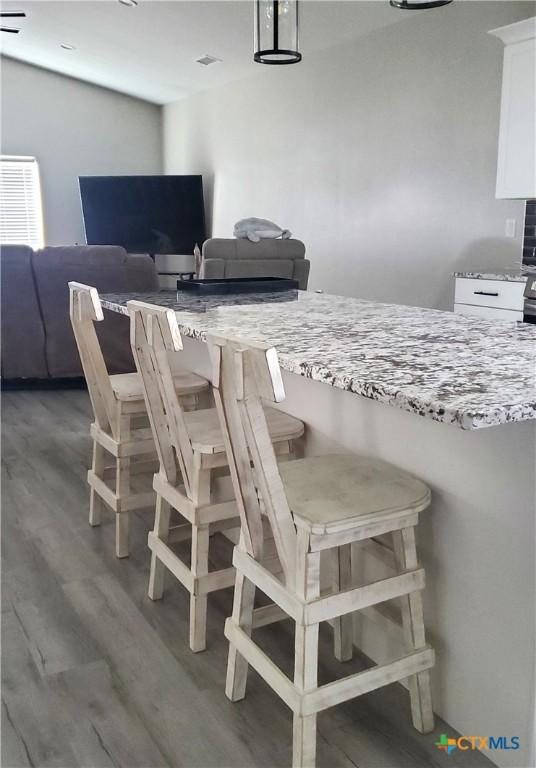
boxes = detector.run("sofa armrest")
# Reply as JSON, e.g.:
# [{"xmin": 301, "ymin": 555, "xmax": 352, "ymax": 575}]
[
  {"xmin": 0, "ymin": 245, "xmax": 48, "ymax": 379},
  {"xmin": 125, "ymin": 253, "xmax": 158, "ymax": 291},
  {"xmin": 200, "ymin": 258, "xmax": 225, "ymax": 279},
  {"xmin": 293, "ymin": 259, "xmax": 310, "ymax": 290}
]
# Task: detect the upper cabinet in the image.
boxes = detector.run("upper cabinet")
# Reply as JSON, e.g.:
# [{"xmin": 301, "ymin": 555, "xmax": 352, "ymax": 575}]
[{"xmin": 489, "ymin": 17, "xmax": 536, "ymax": 199}]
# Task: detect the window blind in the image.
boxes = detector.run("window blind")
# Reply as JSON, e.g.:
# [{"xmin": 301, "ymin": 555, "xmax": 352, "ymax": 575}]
[{"xmin": 0, "ymin": 156, "xmax": 44, "ymax": 249}]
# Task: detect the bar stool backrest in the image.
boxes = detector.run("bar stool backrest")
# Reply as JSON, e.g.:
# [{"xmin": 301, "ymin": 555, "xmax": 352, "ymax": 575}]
[
  {"xmin": 128, "ymin": 300, "xmax": 194, "ymax": 495},
  {"xmin": 208, "ymin": 334, "xmax": 297, "ymax": 587},
  {"xmin": 69, "ymin": 282, "xmax": 118, "ymax": 439}
]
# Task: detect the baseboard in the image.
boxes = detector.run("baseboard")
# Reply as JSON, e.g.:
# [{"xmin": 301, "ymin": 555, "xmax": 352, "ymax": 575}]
[{"xmin": 1, "ymin": 377, "xmax": 88, "ymax": 390}]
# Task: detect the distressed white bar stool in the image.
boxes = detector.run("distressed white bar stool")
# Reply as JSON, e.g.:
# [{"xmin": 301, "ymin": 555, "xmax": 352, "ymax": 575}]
[
  {"xmin": 208, "ymin": 333, "xmax": 435, "ymax": 768},
  {"xmin": 128, "ymin": 300, "xmax": 305, "ymax": 652},
  {"xmin": 69, "ymin": 282, "xmax": 208, "ymax": 558}
]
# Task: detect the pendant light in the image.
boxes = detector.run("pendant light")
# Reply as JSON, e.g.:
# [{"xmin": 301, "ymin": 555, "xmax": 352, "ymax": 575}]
[
  {"xmin": 254, "ymin": 0, "xmax": 301, "ymax": 65},
  {"xmin": 390, "ymin": 0, "xmax": 452, "ymax": 8}
]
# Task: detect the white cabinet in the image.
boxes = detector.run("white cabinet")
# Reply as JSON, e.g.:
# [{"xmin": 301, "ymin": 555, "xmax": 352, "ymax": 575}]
[
  {"xmin": 454, "ymin": 277, "xmax": 525, "ymax": 321},
  {"xmin": 489, "ymin": 17, "xmax": 536, "ymax": 199}
]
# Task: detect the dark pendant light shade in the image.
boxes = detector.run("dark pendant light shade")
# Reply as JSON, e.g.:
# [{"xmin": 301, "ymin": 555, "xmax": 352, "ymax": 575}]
[
  {"xmin": 254, "ymin": 0, "xmax": 301, "ymax": 65},
  {"xmin": 390, "ymin": 0, "xmax": 452, "ymax": 8}
]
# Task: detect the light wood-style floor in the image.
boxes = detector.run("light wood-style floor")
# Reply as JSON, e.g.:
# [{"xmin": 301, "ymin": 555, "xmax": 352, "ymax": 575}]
[{"xmin": 1, "ymin": 390, "xmax": 495, "ymax": 768}]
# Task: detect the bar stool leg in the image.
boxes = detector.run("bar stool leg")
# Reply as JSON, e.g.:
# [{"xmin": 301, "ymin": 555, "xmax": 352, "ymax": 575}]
[
  {"xmin": 190, "ymin": 465, "xmax": 211, "ymax": 652},
  {"xmin": 181, "ymin": 393, "xmax": 197, "ymax": 412},
  {"xmin": 393, "ymin": 527, "xmax": 434, "ymax": 734},
  {"xmin": 277, "ymin": 440, "xmax": 293, "ymax": 463},
  {"xmin": 293, "ymin": 624, "xmax": 318, "ymax": 768},
  {"xmin": 225, "ymin": 568, "xmax": 256, "ymax": 701},
  {"xmin": 115, "ymin": 494, "xmax": 129, "ymax": 557},
  {"xmin": 148, "ymin": 494, "xmax": 171, "ymax": 600},
  {"xmin": 115, "ymin": 414, "xmax": 131, "ymax": 558},
  {"xmin": 332, "ymin": 544, "xmax": 353, "ymax": 662},
  {"xmin": 89, "ymin": 440, "xmax": 106, "ymax": 526},
  {"xmin": 293, "ymin": 531, "xmax": 320, "ymax": 768},
  {"xmin": 190, "ymin": 522, "xmax": 210, "ymax": 651}
]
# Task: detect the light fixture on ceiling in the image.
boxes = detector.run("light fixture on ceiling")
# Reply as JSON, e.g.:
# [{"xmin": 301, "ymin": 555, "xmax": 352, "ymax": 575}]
[
  {"xmin": 1, "ymin": 10, "xmax": 26, "ymax": 34},
  {"xmin": 254, "ymin": 0, "xmax": 301, "ymax": 65},
  {"xmin": 118, "ymin": 0, "xmax": 138, "ymax": 6},
  {"xmin": 390, "ymin": 0, "xmax": 452, "ymax": 8},
  {"xmin": 60, "ymin": 42, "xmax": 76, "ymax": 50},
  {"xmin": 195, "ymin": 54, "xmax": 223, "ymax": 66}
]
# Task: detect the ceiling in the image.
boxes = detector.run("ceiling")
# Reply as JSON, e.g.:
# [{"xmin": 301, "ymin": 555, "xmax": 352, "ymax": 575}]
[{"xmin": 0, "ymin": 0, "xmax": 420, "ymax": 104}]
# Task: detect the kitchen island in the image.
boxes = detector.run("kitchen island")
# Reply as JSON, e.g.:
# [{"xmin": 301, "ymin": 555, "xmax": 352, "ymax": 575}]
[{"xmin": 103, "ymin": 290, "xmax": 536, "ymax": 768}]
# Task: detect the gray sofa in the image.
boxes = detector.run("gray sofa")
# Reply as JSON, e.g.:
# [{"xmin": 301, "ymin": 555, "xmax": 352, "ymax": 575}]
[
  {"xmin": 1, "ymin": 244, "xmax": 157, "ymax": 380},
  {"xmin": 200, "ymin": 238, "xmax": 310, "ymax": 289}
]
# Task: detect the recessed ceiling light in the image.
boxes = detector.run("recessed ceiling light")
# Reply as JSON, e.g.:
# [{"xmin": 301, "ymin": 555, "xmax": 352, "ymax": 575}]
[
  {"xmin": 118, "ymin": 0, "xmax": 138, "ymax": 6},
  {"xmin": 195, "ymin": 55, "xmax": 223, "ymax": 66},
  {"xmin": 60, "ymin": 43, "xmax": 76, "ymax": 50}
]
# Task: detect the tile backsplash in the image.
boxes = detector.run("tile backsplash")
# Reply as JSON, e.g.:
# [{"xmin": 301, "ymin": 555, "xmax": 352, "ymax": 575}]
[{"xmin": 523, "ymin": 200, "xmax": 536, "ymax": 265}]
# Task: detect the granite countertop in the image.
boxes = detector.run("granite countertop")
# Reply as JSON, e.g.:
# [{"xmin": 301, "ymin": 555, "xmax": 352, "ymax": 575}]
[
  {"xmin": 101, "ymin": 290, "xmax": 536, "ymax": 431},
  {"xmin": 454, "ymin": 270, "xmax": 528, "ymax": 282}
]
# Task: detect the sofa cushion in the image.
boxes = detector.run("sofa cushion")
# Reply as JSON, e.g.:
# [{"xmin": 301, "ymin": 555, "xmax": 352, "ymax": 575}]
[
  {"xmin": 0, "ymin": 245, "xmax": 48, "ymax": 379},
  {"xmin": 34, "ymin": 245, "xmax": 128, "ymax": 268},
  {"xmin": 223, "ymin": 259, "xmax": 294, "ymax": 280},
  {"xmin": 202, "ymin": 238, "xmax": 306, "ymax": 261}
]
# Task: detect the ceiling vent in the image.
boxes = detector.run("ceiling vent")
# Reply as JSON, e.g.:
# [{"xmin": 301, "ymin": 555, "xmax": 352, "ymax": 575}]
[{"xmin": 195, "ymin": 55, "xmax": 222, "ymax": 66}]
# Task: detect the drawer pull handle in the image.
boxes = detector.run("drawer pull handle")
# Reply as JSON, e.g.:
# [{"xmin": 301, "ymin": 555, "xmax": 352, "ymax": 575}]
[{"xmin": 474, "ymin": 290, "xmax": 499, "ymax": 297}]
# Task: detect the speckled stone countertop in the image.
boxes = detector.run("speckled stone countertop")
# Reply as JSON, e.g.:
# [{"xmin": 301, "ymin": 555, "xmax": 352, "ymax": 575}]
[
  {"xmin": 454, "ymin": 271, "xmax": 528, "ymax": 282},
  {"xmin": 101, "ymin": 290, "xmax": 536, "ymax": 431}
]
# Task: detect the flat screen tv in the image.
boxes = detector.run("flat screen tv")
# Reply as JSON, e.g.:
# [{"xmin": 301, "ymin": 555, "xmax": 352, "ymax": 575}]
[{"xmin": 79, "ymin": 175, "xmax": 206, "ymax": 255}]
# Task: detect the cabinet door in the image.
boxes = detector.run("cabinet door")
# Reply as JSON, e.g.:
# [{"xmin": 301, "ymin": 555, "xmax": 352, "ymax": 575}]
[{"xmin": 496, "ymin": 37, "xmax": 536, "ymax": 199}]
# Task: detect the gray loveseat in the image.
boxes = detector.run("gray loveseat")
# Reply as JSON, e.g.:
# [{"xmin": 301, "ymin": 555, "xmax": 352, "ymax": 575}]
[
  {"xmin": 200, "ymin": 238, "xmax": 310, "ymax": 289},
  {"xmin": 1, "ymin": 244, "xmax": 157, "ymax": 380}
]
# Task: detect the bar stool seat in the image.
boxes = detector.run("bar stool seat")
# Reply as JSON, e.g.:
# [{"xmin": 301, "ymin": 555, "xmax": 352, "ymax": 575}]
[
  {"xmin": 185, "ymin": 406, "xmax": 304, "ymax": 455},
  {"xmin": 111, "ymin": 370, "xmax": 207, "ymax": 403},
  {"xmin": 279, "ymin": 454, "xmax": 430, "ymax": 534}
]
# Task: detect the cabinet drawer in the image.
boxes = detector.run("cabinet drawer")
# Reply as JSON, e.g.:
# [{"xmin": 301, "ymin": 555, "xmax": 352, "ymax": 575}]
[
  {"xmin": 454, "ymin": 302, "xmax": 523, "ymax": 322},
  {"xmin": 454, "ymin": 278, "xmax": 525, "ymax": 310}
]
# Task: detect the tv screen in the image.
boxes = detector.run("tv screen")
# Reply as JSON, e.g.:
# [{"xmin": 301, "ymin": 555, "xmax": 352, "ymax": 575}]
[{"xmin": 79, "ymin": 175, "xmax": 206, "ymax": 255}]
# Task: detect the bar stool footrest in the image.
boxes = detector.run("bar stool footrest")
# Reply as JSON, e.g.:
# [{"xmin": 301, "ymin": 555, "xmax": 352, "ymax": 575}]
[{"xmin": 225, "ymin": 617, "xmax": 434, "ymax": 719}]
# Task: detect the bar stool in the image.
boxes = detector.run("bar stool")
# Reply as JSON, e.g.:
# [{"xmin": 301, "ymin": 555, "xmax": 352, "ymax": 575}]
[
  {"xmin": 69, "ymin": 282, "xmax": 208, "ymax": 558},
  {"xmin": 207, "ymin": 333, "xmax": 435, "ymax": 768},
  {"xmin": 128, "ymin": 300, "xmax": 305, "ymax": 652}
]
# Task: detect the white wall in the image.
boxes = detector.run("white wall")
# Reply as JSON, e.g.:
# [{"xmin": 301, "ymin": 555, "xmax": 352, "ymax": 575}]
[
  {"xmin": 163, "ymin": 1, "xmax": 532, "ymax": 310},
  {"xmin": 1, "ymin": 57, "xmax": 162, "ymax": 246}
]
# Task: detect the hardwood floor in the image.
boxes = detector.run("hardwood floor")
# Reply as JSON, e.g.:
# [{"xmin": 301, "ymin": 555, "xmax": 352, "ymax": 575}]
[{"xmin": 1, "ymin": 390, "xmax": 495, "ymax": 768}]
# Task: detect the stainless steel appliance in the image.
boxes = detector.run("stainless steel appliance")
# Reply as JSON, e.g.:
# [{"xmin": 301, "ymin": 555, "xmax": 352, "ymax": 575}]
[{"xmin": 523, "ymin": 275, "xmax": 536, "ymax": 323}]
